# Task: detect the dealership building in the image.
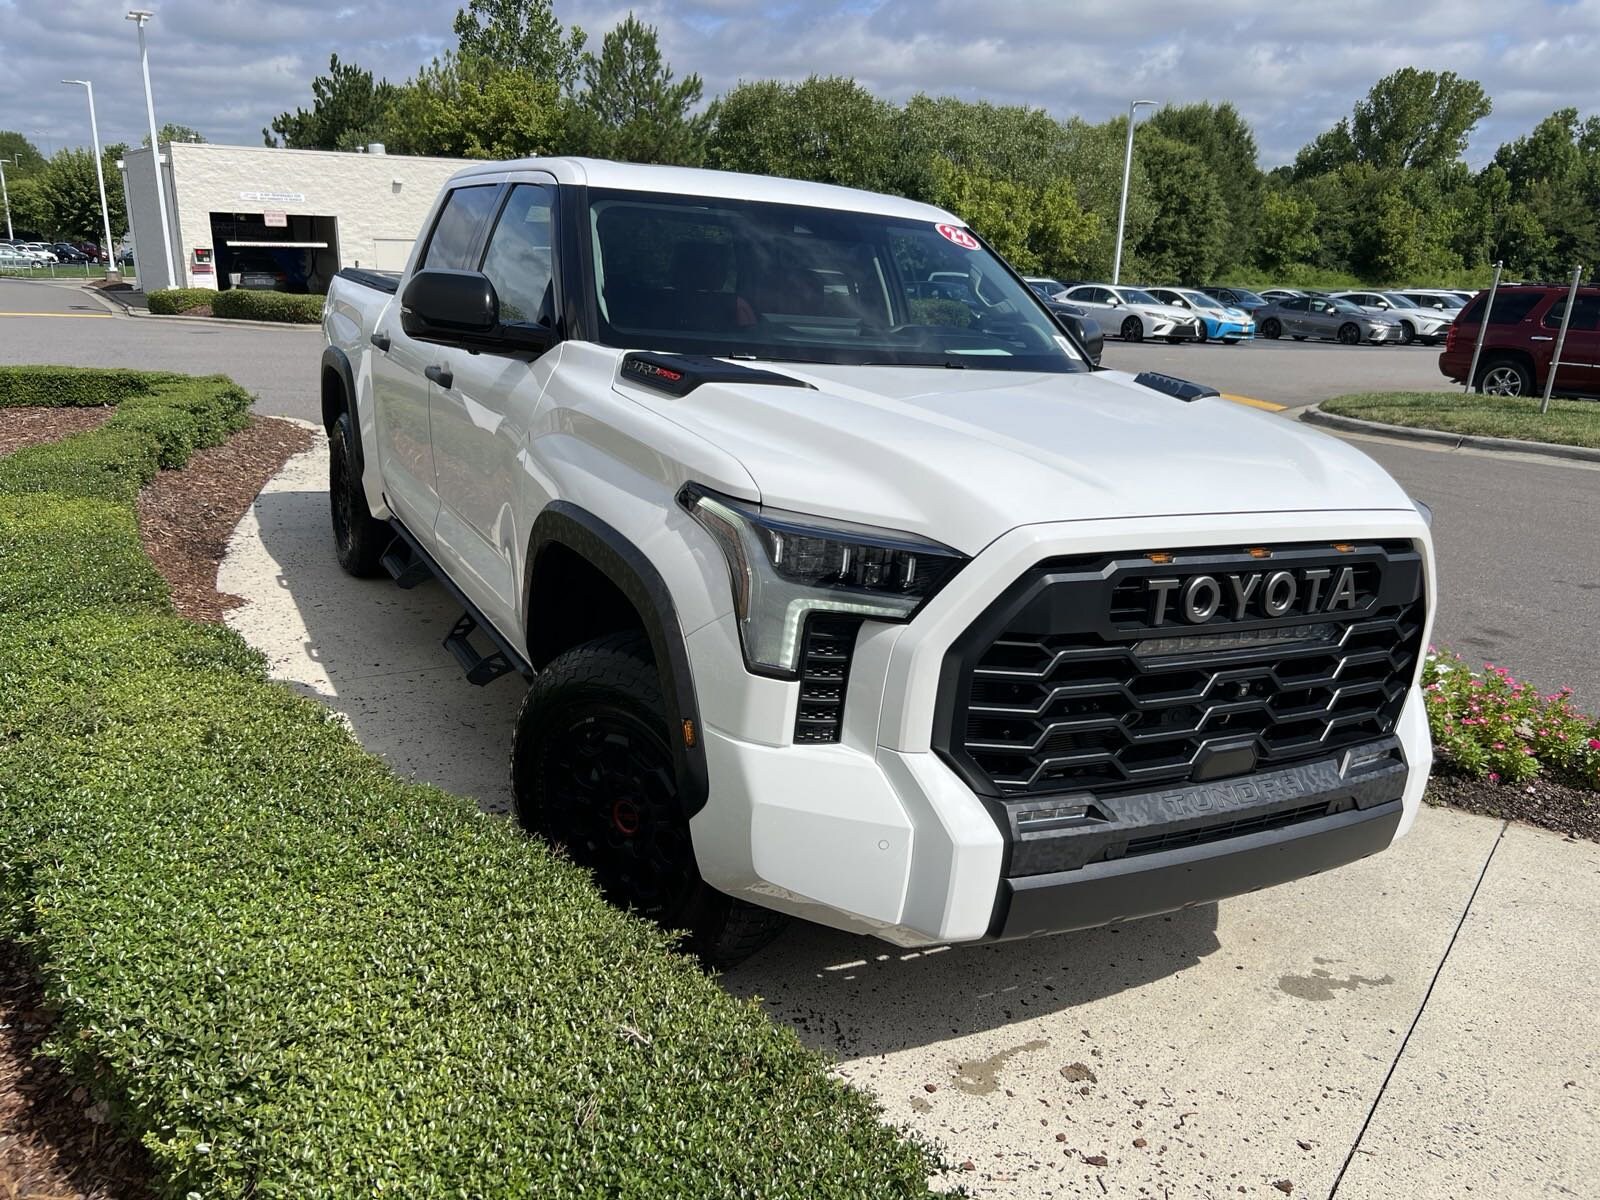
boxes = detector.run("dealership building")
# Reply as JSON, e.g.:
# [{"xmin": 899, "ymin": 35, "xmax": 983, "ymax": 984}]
[{"xmin": 118, "ymin": 142, "xmax": 470, "ymax": 293}]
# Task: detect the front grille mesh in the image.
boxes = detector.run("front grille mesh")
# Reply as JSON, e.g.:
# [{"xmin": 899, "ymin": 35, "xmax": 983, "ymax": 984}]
[{"xmin": 949, "ymin": 545, "xmax": 1426, "ymax": 798}]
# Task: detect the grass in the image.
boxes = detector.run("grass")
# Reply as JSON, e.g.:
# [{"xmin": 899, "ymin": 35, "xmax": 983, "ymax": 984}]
[
  {"xmin": 0, "ymin": 262, "xmax": 114, "ymax": 280},
  {"xmin": 1320, "ymin": 391, "xmax": 1600, "ymax": 450},
  {"xmin": 0, "ymin": 365, "xmax": 939, "ymax": 1199}
]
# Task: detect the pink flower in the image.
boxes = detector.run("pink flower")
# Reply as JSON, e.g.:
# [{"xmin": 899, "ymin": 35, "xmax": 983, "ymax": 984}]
[
  {"xmin": 1492, "ymin": 742, "xmax": 1505, "ymax": 750},
  {"xmin": 1488, "ymin": 772, "xmax": 1501, "ymax": 783},
  {"xmin": 1589, "ymin": 739, "xmax": 1600, "ymax": 751}
]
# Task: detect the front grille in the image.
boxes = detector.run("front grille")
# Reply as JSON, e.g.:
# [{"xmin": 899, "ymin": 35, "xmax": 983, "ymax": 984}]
[
  {"xmin": 939, "ymin": 542, "xmax": 1426, "ymax": 798},
  {"xmin": 793, "ymin": 616, "xmax": 860, "ymax": 744}
]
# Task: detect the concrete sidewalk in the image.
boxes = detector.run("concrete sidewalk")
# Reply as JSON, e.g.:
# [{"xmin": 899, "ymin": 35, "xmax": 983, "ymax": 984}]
[{"xmin": 221, "ymin": 438, "xmax": 1599, "ymax": 1199}]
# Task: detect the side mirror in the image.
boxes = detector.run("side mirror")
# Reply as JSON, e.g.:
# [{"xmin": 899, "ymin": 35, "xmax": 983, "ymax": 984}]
[
  {"xmin": 402, "ymin": 268, "xmax": 498, "ymax": 341},
  {"xmin": 400, "ymin": 269, "xmax": 557, "ymax": 353}
]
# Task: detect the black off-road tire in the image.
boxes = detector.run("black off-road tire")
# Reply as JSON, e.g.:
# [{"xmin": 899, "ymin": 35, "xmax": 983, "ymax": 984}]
[
  {"xmin": 330, "ymin": 410, "xmax": 387, "ymax": 577},
  {"xmin": 511, "ymin": 632, "xmax": 787, "ymax": 968}
]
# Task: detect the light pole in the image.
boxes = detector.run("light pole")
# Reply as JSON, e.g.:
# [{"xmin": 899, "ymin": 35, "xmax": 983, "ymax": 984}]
[
  {"xmin": 1112, "ymin": 99, "xmax": 1157, "ymax": 286},
  {"xmin": 0, "ymin": 157, "xmax": 13, "ymax": 240},
  {"xmin": 126, "ymin": 9, "xmax": 175, "ymax": 288},
  {"xmin": 62, "ymin": 80, "xmax": 120, "ymax": 275}
]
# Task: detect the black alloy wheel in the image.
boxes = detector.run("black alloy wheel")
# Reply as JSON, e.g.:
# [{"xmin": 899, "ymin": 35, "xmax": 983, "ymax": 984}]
[
  {"xmin": 1261, "ymin": 317, "xmax": 1282, "ymax": 339},
  {"xmin": 1338, "ymin": 322, "xmax": 1362, "ymax": 345},
  {"xmin": 1120, "ymin": 315, "xmax": 1144, "ymax": 342}
]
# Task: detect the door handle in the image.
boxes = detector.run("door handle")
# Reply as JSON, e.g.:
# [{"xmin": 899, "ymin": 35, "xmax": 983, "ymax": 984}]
[
  {"xmin": 370, "ymin": 331, "xmax": 391, "ymax": 352},
  {"xmin": 1531, "ymin": 336, "xmax": 1553, "ymax": 342},
  {"xmin": 425, "ymin": 364, "xmax": 454, "ymax": 390}
]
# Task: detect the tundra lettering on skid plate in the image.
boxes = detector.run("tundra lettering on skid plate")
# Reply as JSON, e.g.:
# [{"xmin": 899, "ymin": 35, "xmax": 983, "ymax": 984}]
[{"xmin": 1145, "ymin": 566, "xmax": 1359, "ymax": 626}]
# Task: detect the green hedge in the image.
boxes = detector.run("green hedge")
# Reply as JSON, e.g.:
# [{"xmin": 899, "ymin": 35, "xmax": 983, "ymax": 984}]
[
  {"xmin": 0, "ymin": 365, "xmax": 937, "ymax": 1198},
  {"xmin": 210, "ymin": 288, "xmax": 326, "ymax": 323},
  {"xmin": 147, "ymin": 287, "xmax": 217, "ymax": 315}
]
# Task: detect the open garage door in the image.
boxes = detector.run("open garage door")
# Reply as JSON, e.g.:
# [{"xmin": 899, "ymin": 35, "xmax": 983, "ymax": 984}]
[{"xmin": 208, "ymin": 212, "xmax": 340, "ymax": 293}]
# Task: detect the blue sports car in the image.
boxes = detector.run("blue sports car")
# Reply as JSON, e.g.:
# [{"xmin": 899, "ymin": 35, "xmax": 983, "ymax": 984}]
[{"xmin": 1146, "ymin": 287, "xmax": 1255, "ymax": 342}]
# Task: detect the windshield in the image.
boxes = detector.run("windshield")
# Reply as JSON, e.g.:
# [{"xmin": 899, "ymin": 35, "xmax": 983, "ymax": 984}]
[
  {"xmin": 1330, "ymin": 299, "xmax": 1365, "ymax": 314},
  {"xmin": 1119, "ymin": 288, "xmax": 1161, "ymax": 305},
  {"xmin": 1178, "ymin": 289, "xmax": 1220, "ymax": 309},
  {"xmin": 1229, "ymin": 288, "xmax": 1266, "ymax": 304},
  {"xmin": 587, "ymin": 189, "xmax": 1085, "ymax": 372}
]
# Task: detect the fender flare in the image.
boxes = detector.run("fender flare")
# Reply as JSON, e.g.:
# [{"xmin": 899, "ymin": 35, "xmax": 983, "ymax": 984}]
[
  {"xmin": 526, "ymin": 502, "xmax": 709, "ymax": 818},
  {"xmin": 320, "ymin": 345, "xmax": 363, "ymax": 477}
]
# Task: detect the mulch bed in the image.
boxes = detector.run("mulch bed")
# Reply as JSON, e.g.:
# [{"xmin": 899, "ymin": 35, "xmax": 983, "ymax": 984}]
[
  {"xmin": 1428, "ymin": 772, "xmax": 1599, "ymax": 842},
  {"xmin": 1, "ymin": 414, "xmax": 313, "ymax": 1200},
  {"xmin": 135, "ymin": 416, "xmax": 314, "ymax": 621},
  {"xmin": 0, "ymin": 945, "xmax": 155, "ymax": 1200},
  {"xmin": 0, "ymin": 406, "xmax": 114, "ymax": 456}
]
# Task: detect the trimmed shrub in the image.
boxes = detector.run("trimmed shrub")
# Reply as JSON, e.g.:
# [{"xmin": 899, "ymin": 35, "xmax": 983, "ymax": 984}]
[
  {"xmin": 0, "ymin": 365, "xmax": 940, "ymax": 1199},
  {"xmin": 0, "ymin": 364, "xmax": 170, "ymax": 408},
  {"xmin": 147, "ymin": 287, "xmax": 218, "ymax": 315},
  {"xmin": 210, "ymin": 288, "xmax": 326, "ymax": 323}
]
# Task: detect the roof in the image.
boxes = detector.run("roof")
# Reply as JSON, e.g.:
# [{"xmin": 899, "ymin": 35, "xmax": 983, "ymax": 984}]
[{"xmin": 445, "ymin": 157, "xmax": 960, "ymax": 224}]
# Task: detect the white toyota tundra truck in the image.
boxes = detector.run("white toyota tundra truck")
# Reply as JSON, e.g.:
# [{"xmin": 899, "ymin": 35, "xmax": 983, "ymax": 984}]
[{"xmin": 321, "ymin": 157, "xmax": 1435, "ymax": 964}]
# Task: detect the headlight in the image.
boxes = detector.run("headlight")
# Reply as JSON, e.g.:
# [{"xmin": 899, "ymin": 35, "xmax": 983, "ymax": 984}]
[{"xmin": 679, "ymin": 484, "xmax": 967, "ymax": 676}]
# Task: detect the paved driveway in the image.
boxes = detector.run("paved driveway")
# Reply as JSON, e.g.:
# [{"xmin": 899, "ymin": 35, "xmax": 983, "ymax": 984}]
[{"xmin": 222, "ymin": 441, "xmax": 1599, "ymax": 1200}]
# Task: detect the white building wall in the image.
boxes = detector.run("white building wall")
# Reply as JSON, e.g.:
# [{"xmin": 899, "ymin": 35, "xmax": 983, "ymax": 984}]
[{"xmin": 124, "ymin": 143, "xmax": 469, "ymax": 291}]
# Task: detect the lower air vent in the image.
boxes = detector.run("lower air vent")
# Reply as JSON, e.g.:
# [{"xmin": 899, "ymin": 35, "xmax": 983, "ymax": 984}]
[
  {"xmin": 1122, "ymin": 800, "xmax": 1335, "ymax": 858},
  {"xmin": 793, "ymin": 616, "xmax": 860, "ymax": 744}
]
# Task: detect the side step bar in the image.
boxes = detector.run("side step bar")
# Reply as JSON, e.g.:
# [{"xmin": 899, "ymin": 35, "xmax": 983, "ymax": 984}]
[{"xmin": 380, "ymin": 521, "xmax": 535, "ymax": 686}]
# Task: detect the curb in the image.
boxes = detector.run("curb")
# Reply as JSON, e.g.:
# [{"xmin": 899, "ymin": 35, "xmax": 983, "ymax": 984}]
[
  {"xmin": 79, "ymin": 284, "xmax": 319, "ymax": 331},
  {"xmin": 1299, "ymin": 404, "xmax": 1600, "ymax": 465}
]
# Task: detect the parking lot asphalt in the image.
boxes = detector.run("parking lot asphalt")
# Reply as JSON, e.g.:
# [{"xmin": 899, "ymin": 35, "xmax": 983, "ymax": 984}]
[
  {"xmin": 0, "ymin": 278, "xmax": 320, "ymax": 422},
  {"xmin": 222, "ymin": 440, "xmax": 1600, "ymax": 1200},
  {"xmin": 1099, "ymin": 336, "xmax": 1456, "ymax": 409}
]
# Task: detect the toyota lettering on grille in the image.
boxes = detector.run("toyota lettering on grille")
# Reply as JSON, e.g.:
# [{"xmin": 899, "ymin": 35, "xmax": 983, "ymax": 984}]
[{"xmin": 1145, "ymin": 566, "xmax": 1359, "ymax": 626}]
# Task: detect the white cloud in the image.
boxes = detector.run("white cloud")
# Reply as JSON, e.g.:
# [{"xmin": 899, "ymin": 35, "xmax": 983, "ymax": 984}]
[{"xmin": 1, "ymin": 0, "xmax": 1595, "ymax": 165}]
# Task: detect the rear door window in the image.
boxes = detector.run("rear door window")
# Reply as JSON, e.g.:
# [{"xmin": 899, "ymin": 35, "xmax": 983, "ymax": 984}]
[
  {"xmin": 421, "ymin": 184, "xmax": 502, "ymax": 270},
  {"xmin": 1459, "ymin": 291, "xmax": 1543, "ymax": 325},
  {"xmin": 1541, "ymin": 295, "xmax": 1600, "ymax": 331}
]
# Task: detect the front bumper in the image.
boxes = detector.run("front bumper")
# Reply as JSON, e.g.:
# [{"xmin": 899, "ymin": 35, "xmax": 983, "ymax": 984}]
[{"xmin": 686, "ymin": 511, "xmax": 1435, "ymax": 946}]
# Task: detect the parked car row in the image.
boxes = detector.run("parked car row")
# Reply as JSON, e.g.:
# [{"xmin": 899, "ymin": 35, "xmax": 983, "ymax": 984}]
[{"xmin": 0, "ymin": 238, "xmax": 107, "ymax": 266}]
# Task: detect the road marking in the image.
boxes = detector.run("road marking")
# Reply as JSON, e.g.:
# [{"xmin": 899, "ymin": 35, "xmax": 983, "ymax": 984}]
[
  {"xmin": 0, "ymin": 310, "xmax": 113, "ymax": 318},
  {"xmin": 1220, "ymin": 392, "xmax": 1287, "ymax": 412}
]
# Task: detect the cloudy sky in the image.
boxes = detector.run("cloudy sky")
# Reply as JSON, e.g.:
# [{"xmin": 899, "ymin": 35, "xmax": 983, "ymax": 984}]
[{"xmin": 2, "ymin": 0, "xmax": 1597, "ymax": 168}]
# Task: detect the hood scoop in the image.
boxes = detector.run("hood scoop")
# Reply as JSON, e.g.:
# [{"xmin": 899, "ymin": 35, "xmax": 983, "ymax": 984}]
[
  {"xmin": 620, "ymin": 352, "xmax": 815, "ymax": 397},
  {"xmin": 1131, "ymin": 371, "xmax": 1221, "ymax": 403}
]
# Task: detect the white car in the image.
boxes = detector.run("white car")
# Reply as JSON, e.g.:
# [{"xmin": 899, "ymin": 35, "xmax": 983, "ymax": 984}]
[
  {"xmin": 1332, "ymin": 291, "xmax": 1450, "ymax": 346},
  {"xmin": 321, "ymin": 157, "xmax": 1436, "ymax": 964},
  {"xmin": 23, "ymin": 242, "xmax": 59, "ymax": 263},
  {"xmin": 1059, "ymin": 283, "xmax": 1201, "ymax": 342},
  {"xmin": 1397, "ymin": 289, "xmax": 1469, "ymax": 314},
  {"xmin": 0, "ymin": 245, "xmax": 40, "ymax": 270}
]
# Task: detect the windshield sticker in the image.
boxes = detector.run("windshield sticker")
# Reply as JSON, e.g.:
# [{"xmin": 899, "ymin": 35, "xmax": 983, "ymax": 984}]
[{"xmin": 935, "ymin": 223, "xmax": 980, "ymax": 250}]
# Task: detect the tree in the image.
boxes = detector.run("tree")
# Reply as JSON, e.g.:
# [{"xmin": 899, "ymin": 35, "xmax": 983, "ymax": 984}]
[
  {"xmin": 926, "ymin": 157, "xmax": 1099, "ymax": 277},
  {"xmin": 37, "ymin": 149, "xmax": 127, "ymax": 240},
  {"xmin": 1128, "ymin": 132, "xmax": 1227, "ymax": 282},
  {"xmin": 1491, "ymin": 109, "xmax": 1600, "ymax": 276},
  {"xmin": 143, "ymin": 123, "xmax": 205, "ymax": 146},
  {"xmin": 266, "ymin": 55, "xmax": 398, "ymax": 151},
  {"xmin": 383, "ymin": 54, "xmax": 563, "ymax": 160},
  {"xmin": 1146, "ymin": 102, "xmax": 1263, "ymax": 271},
  {"xmin": 1292, "ymin": 119, "xmax": 1356, "ymax": 179},
  {"xmin": 894, "ymin": 95, "xmax": 1074, "ymax": 198},
  {"xmin": 566, "ymin": 14, "xmax": 705, "ymax": 165},
  {"xmin": 1350, "ymin": 68, "xmax": 1491, "ymax": 172},
  {"xmin": 706, "ymin": 77, "xmax": 900, "ymax": 192},
  {"xmin": 0, "ymin": 131, "xmax": 45, "ymax": 177},
  {"xmin": 453, "ymin": 0, "xmax": 585, "ymax": 89},
  {"xmin": 1256, "ymin": 188, "xmax": 1318, "ymax": 271},
  {"xmin": 4, "ymin": 176, "xmax": 52, "ymax": 238}
]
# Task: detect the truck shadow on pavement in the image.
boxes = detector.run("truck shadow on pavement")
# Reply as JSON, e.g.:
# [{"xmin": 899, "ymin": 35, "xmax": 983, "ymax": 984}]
[
  {"xmin": 722, "ymin": 904, "xmax": 1219, "ymax": 1056},
  {"xmin": 238, "ymin": 479, "xmax": 1219, "ymax": 1053}
]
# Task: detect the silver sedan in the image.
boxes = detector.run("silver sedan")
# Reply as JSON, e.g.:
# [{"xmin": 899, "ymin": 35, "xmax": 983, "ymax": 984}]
[
  {"xmin": 1255, "ymin": 295, "xmax": 1399, "ymax": 345},
  {"xmin": 1331, "ymin": 291, "xmax": 1450, "ymax": 345}
]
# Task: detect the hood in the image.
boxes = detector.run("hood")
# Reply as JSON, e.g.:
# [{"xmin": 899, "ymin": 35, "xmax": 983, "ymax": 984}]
[{"xmin": 621, "ymin": 362, "xmax": 1416, "ymax": 555}]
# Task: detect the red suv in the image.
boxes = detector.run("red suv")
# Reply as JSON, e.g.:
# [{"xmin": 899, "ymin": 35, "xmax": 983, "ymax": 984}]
[{"xmin": 1439, "ymin": 284, "xmax": 1600, "ymax": 397}]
